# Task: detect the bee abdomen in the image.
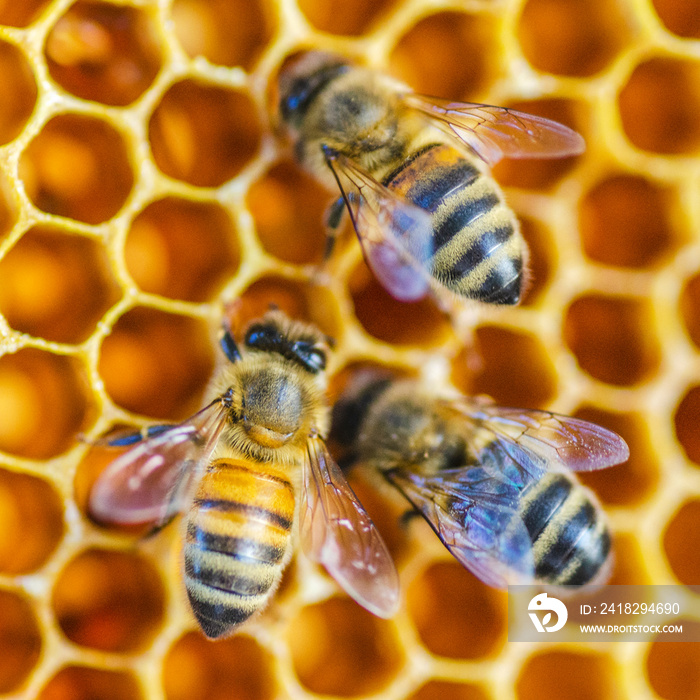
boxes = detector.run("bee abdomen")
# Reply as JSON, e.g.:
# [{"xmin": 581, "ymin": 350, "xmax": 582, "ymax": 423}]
[
  {"xmin": 520, "ymin": 473, "xmax": 611, "ymax": 586},
  {"xmin": 184, "ymin": 459, "xmax": 295, "ymax": 638}
]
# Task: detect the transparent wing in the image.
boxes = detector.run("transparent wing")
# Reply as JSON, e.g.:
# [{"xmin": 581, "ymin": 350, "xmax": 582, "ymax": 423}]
[
  {"xmin": 324, "ymin": 147, "xmax": 434, "ymax": 302},
  {"xmin": 89, "ymin": 399, "xmax": 229, "ymax": 526},
  {"xmin": 300, "ymin": 436, "xmax": 400, "ymax": 618},
  {"xmin": 387, "ymin": 466, "xmax": 535, "ymax": 588},
  {"xmin": 404, "ymin": 94, "xmax": 585, "ymax": 167}
]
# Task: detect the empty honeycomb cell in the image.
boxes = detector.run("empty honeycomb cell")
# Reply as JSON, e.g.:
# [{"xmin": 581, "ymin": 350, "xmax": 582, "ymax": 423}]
[
  {"xmin": 663, "ymin": 499, "xmax": 700, "ymax": 586},
  {"xmin": 247, "ymin": 161, "xmax": 329, "ymax": 265},
  {"xmin": 288, "ymin": 597, "xmax": 404, "ymax": 696},
  {"xmin": 172, "ymin": 0, "xmax": 275, "ymax": 70},
  {"xmin": 349, "ymin": 261, "xmax": 450, "ymax": 347},
  {"xmin": 652, "ymin": 0, "xmax": 700, "ymax": 38},
  {"xmin": 0, "ymin": 468, "xmax": 63, "ymax": 574},
  {"xmin": 492, "ymin": 99, "xmax": 584, "ymax": 191},
  {"xmin": 680, "ymin": 274, "xmax": 700, "ymax": 350},
  {"xmin": 389, "ymin": 12, "xmax": 499, "ymax": 98},
  {"xmin": 574, "ymin": 408, "xmax": 658, "ymax": 506},
  {"xmin": 452, "ymin": 325, "xmax": 557, "ymax": 409},
  {"xmin": 149, "ymin": 80, "xmax": 261, "ymax": 188},
  {"xmin": 0, "ymin": 589, "xmax": 41, "ymax": 693},
  {"xmin": 0, "ymin": 348, "xmax": 91, "ymax": 459},
  {"xmin": 618, "ymin": 57, "xmax": 700, "ymax": 155},
  {"xmin": 0, "ymin": 225, "xmax": 121, "ymax": 344},
  {"xmin": 0, "ymin": 40, "xmax": 37, "ymax": 144},
  {"xmin": 517, "ymin": 0, "xmax": 632, "ymax": 77},
  {"xmin": 647, "ymin": 627, "xmax": 700, "ymax": 700},
  {"xmin": 407, "ymin": 560, "xmax": 505, "ymax": 659},
  {"xmin": 563, "ymin": 294, "xmax": 661, "ymax": 387},
  {"xmin": 125, "ymin": 197, "xmax": 239, "ymax": 302},
  {"xmin": 98, "ymin": 307, "xmax": 213, "ymax": 420},
  {"xmin": 163, "ymin": 632, "xmax": 275, "ymax": 700},
  {"xmin": 45, "ymin": 1, "xmax": 162, "ymax": 107},
  {"xmin": 519, "ymin": 216, "xmax": 553, "ymax": 306},
  {"xmin": 297, "ymin": 0, "xmax": 396, "ymax": 36},
  {"xmin": 38, "ymin": 666, "xmax": 143, "ymax": 700},
  {"xmin": 516, "ymin": 650, "xmax": 616, "ymax": 700},
  {"xmin": 408, "ymin": 681, "xmax": 490, "ymax": 700},
  {"xmin": 675, "ymin": 387, "xmax": 700, "ymax": 465},
  {"xmin": 19, "ymin": 114, "xmax": 134, "ymax": 224},
  {"xmin": 0, "ymin": 0, "xmax": 51, "ymax": 27},
  {"xmin": 52, "ymin": 548, "xmax": 165, "ymax": 653},
  {"xmin": 579, "ymin": 174, "xmax": 679, "ymax": 268}
]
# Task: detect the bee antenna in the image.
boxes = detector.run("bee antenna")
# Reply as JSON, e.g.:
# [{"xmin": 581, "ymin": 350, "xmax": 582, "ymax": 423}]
[{"xmin": 219, "ymin": 321, "xmax": 242, "ymax": 363}]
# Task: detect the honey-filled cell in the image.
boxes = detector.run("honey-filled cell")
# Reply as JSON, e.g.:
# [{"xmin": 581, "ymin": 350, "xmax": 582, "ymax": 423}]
[
  {"xmin": 0, "ymin": 468, "xmax": 63, "ymax": 574},
  {"xmin": 0, "ymin": 588, "xmax": 42, "ymax": 693},
  {"xmin": 19, "ymin": 113, "xmax": 134, "ymax": 224},
  {"xmin": 673, "ymin": 386, "xmax": 700, "ymax": 467},
  {"xmin": 389, "ymin": 11, "xmax": 499, "ymax": 99},
  {"xmin": 163, "ymin": 632, "xmax": 275, "ymax": 700},
  {"xmin": 52, "ymin": 547, "xmax": 165, "ymax": 653},
  {"xmin": 0, "ymin": 348, "xmax": 92, "ymax": 459},
  {"xmin": 45, "ymin": 1, "xmax": 162, "ymax": 106},
  {"xmin": 0, "ymin": 225, "xmax": 121, "ymax": 344},
  {"xmin": 647, "ymin": 626, "xmax": 700, "ymax": 700},
  {"xmin": 0, "ymin": 40, "xmax": 37, "ymax": 145},
  {"xmin": 518, "ymin": 216, "xmax": 554, "ymax": 306},
  {"xmin": 149, "ymin": 79, "xmax": 261, "ymax": 187},
  {"xmin": 38, "ymin": 666, "xmax": 143, "ymax": 700},
  {"xmin": 125, "ymin": 197, "xmax": 239, "ymax": 302},
  {"xmin": 408, "ymin": 681, "xmax": 490, "ymax": 700},
  {"xmin": 0, "ymin": 0, "xmax": 51, "ymax": 27},
  {"xmin": 288, "ymin": 598, "xmax": 404, "ymax": 696},
  {"xmin": 172, "ymin": 0, "xmax": 275, "ymax": 70},
  {"xmin": 0, "ymin": 170, "xmax": 16, "ymax": 242},
  {"xmin": 652, "ymin": 0, "xmax": 700, "ymax": 38},
  {"xmin": 297, "ymin": 0, "xmax": 396, "ymax": 37},
  {"xmin": 663, "ymin": 499, "xmax": 700, "ymax": 586},
  {"xmin": 98, "ymin": 307, "xmax": 213, "ymax": 421},
  {"xmin": 606, "ymin": 532, "xmax": 650, "ymax": 585},
  {"xmin": 680, "ymin": 273, "xmax": 700, "ymax": 350}
]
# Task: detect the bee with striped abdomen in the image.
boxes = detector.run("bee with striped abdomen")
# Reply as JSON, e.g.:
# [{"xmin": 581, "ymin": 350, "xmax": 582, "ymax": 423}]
[
  {"xmin": 89, "ymin": 311, "xmax": 399, "ymax": 638},
  {"xmin": 331, "ymin": 375, "xmax": 628, "ymax": 588},
  {"xmin": 276, "ymin": 51, "xmax": 584, "ymax": 305}
]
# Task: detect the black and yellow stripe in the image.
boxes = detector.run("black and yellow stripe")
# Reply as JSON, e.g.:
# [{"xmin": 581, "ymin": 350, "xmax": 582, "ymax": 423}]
[{"xmin": 184, "ymin": 458, "xmax": 295, "ymax": 638}]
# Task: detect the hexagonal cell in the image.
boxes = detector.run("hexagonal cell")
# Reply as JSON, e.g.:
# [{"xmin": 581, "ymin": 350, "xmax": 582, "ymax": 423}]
[
  {"xmin": 0, "ymin": 0, "xmax": 51, "ymax": 27},
  {"xmin": 563, "ymin": 294, "xmax": 661, "ymax": 386},
  {"xmin": 518, "ymin": 0, "xmax": 632, "ymax": 77},
  {"xmin": 98, "ymin": 307, "xmax": 213, "ymax": 420},
  {"xmin": 52, "ymin": 547, "xmax": 165, "ymax": 653},
  {"xmin": 0, "ymin": 40, "xmax": 37, "ymax": 144},
  {"xmin": 0, "ymin": 589, "xmax": 42, "ymax": 693},
  {"xmin": 172, "ymin": 0, "xmax": 275, "ymax": 70},
  {"xmin": 0, "ymin": 170, "xmax": 18, "ymax": 243},
  {"xmin": 516, "ymin": 650, "xmax": 616, "ymax": 700},
  {"xmin": 607, "ymin": 532, "xmax": 650, "ymax": 585},
  {"xmin": 663, "ymin": 499, "xmax": 700, "ymax": 586},
  {"xmin": 579, "ymin": 174, "xmax": 680, "ymax": 268},
  {"xmin": 288, "ymin": 598, "xmax": 404, "ymax": 696},
  {"xmin": 0, "ymin": 348, "xmax": 92, "ymax": 459},
  {"xmin": 389, "ymin": 11, "xmax": 500, "ymax": 98},
  {"xmin": 676, "ymin": 387, "xmax": 700, "ymax": 466},
  {"xmin": 652, "ymin": 0, "xmax": 700, "ymax": 38},
  {"xmin": 0, "ymin": 468, "xmax": 64, "ymax": 574},
  {"xmin": 0, "ymin": 225, "xmax": 121, "ymax": 343},
  {"xmin": 618, "ymin": 57, "xmax": 700, "ymax": 155},
  {"xmin": 680, "ymin": 274, "xmax": 700, "ymax": 350},
  {"xmin": 297, "ymin": 0, "xmax": 396, "ymax": 36},
  {"xmin": 247, "ymin": 161, "xmax": 329, "ymax": 265},
  {"xmin": 574, "ymin": 408, "xmax": 658, "ymax": 506},
  {"xmin": 149, "ymin": 79, "xmax": 261, "ymax": 187},
  {"xmin": 349, "ymin": 261, "xmax": 450, "ymax": 347},
  {"xmin": 408, "ymin": 560, "xmax": 505, "ymax": 659},
  {"xmin": 19, "ymin": 113, "xmax": 134, "ymax": 224},
  {"xmin": 493, "ymin": 99, "xmax": 585, "ymax": 191},
  {"xmin": 452, "ymin": 325, "xmax": 558, "ymax": 409},
  {"xmin": 519, "ymin": 216, "xmax": 554, "ymax": 306},
  {"xmin": 38, "ymin": 666, "xmax": 143, "ymax": 700},
  {"xmin": 408, "ymin": 681, "xmax": 490, "ymax": 700},
  {"xmin": 45, "ymin": 1, "xmax": 162, "ymax": 107},
  {"xmin": 163, "ymin": 632, "xmax": 275, "ymax": 700},
  {"xmin": 647, "ymin": 630, "xmax": 700, "ymax": 700},
  {"xmin": 125, "ymin": 197, "xmax": 239, "ymax": 302}
]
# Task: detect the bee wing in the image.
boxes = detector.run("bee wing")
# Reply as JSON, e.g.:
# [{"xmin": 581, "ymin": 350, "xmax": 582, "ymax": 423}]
[
  {"xmin": 404, "ymin": 94, "xmax": 585, "ymax": 167},
  {"xmin": 89, "ymin": 399, "xmax": 229, "ymax": 526},
  {"xmin": 300, "ymin": 436, "xmax": 400, "ymax": 618},
  {"xmin": 324, "ymin": 148, "xmax": 434, "ymax": 302},
  {"xmin": 446, "ymin": 399, "xmax": 630, "ymax": 477},
  {"xmin": 387, "ymin": 466, "xmax": 535, "ymax": 588}
]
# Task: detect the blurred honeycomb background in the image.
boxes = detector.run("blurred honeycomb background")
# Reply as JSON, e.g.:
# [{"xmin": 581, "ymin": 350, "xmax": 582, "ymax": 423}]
[{"xmin": 1, "ymin": 0, "xmax": 700, "ymax": 698}]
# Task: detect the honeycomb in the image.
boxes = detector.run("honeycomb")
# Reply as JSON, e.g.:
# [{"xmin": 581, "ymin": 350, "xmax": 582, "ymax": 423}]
[{"xmin": 1, "ymin": 0, "xmax": 700, "ymax": 698}]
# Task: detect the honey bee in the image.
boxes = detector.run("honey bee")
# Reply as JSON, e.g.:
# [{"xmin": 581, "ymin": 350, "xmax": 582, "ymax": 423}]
[
  {"xmin": 331, "ymin": 375, "xmax": 629, "ymax": 588},
  {"xmin": 277, "ymin": 51, "xmax": 584, "ymax": 305},
  {"xmin": 89, "ymin": 311, "xmax": 399, "ymax": 638}
]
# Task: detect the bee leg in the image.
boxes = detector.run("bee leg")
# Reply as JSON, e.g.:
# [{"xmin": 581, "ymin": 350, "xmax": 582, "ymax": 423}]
[
  {"xmin": 107, "ymin": 424, "xmax": 173, "ymax": 447},
  {"xmin": 323, "ymin": 195, "xmax": 347, "ymax": 261},
  {"xmin": 219, "ymin": 323, "xmax": 242, "ymax": 363}
]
